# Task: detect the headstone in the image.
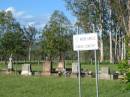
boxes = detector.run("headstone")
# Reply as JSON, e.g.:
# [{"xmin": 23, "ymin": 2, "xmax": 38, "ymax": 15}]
[
  {"xmin": 56, "ymin": 61, "xmax": 65, "ymax": 76},
  {"xmin": 128, "ymin": 60, "xmax": 130, "ymax": 65},
  {"xmin": 99, "ymin": 67, "xmax": 111, "ymax": 80},
  {"xmin": 21, "ymin": 64, "xmax": 32, "ymax": 76},
  {"xmin": 42, "ymin": 60, "xmax": 51, "ymax": 76},
  {"xmin": 57, "ymin": 61, "xmax": 64, "ymax": 72},
  {"xmin": 72, "ymin": 62, "xmax": 78, "ymax": 74},
  {"xmin": 8, "ymin": 56, "xmax": 13, "ymax": 71}
]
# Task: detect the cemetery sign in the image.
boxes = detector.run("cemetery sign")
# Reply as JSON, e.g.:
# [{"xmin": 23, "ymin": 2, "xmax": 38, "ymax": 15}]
[{"xmin": 73, "ymin": 33, "xmax": 98, "ymax": 51}]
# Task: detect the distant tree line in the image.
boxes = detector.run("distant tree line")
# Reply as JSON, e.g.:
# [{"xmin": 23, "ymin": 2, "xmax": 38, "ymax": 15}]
[
  {"xmin": 0, "ymin": 10, "xmax": 39, "ymax": 61},
  {"xmin": 63, "ymin": 0, "xmax": 130, "ymax": 64},
  {"xmin": 1, "ymin": 0, "xmax": 130, "ymax": 65},
  {"xmin": 0, "ymin": 10, "xmax": 76, "ymax": 62}
]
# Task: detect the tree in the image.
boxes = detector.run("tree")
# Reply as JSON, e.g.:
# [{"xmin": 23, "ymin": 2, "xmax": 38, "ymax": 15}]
[
  {"xmin": 64, "ymin": 0, "xmax": 105, "ymax": 62},
  {"xmin": 23, "ymin": 25, "xmax": 37, "ymax": 61},
  {"xmin": 1, "ymin": 31, "xmax": 26, "ymax": 59},
  {"xmin": 42, "ymin": 10, "xmax": 73, "ymax": 60},
  {"xmin": 109, "ymin": 0, "xmax": 130, "ymax": 86},
  {"xmin": 0, "ymin": 10, "xmax": 26, "ymax": 60}
]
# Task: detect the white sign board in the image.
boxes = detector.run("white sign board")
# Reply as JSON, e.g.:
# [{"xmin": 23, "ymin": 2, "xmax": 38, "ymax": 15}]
[{"xmin": 73, "ymin": 33, "xmax": 98, "ymax": 51}]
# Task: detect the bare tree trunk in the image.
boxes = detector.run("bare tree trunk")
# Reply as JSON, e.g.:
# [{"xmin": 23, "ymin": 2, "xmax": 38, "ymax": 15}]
[
  {"xmin": 114, "ymin": 31, "xmax": 118, "ymax": 62},
  {"xmin": 121, "ymin": 37, "xmax": 124, "ymax": 60},
  {"xmin": 98, "ymin": 0, "xmax": 104, "ymax": 63},
  {"xmin": 128, "ymin": 0, "xmax": 130, "ymax": 37},
  {"xmin": 28, "ymin": 47, "xmax": 31, "ymax": 61},
  {"xmin": 124, "ymin": 38, "xmax": 126, "ymax": 59},
  {"xmin": 118, "ymin": 36, "xmax": 122, "ymax": 61},
  {"xmin": 99, "ymin": 27, "xmax": 104, "ymax": 63},
  {"xmin": 109, "ymin": 7, "xmax": 113, "ymax": 63},
  {"xmin": 109, "ymin": 29, "xmax": 113, "ymax": 63}
]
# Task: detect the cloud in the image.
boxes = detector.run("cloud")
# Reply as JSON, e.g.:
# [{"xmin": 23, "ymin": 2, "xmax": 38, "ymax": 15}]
[
  {"xmin": 5, "ymin": 7, "xmax": 49, "ymax": 29},
  {"xmin": 5, "ymin": 7, "xmax": 15, "ymax": 13},
  {"xmin": 15, "ymin": 11, "xmax": 25, "ymax": 17},
  {"xmin": 5, "ymin": 6, "xmax": 25, "ymax": 17}
]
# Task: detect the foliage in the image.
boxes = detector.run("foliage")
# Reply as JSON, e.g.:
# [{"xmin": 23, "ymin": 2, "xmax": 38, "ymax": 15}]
[
  {"xmin": 118, "ymin": 60, "xmax": 129, "ymax": 74},
  {"xmin": 1, "ymin": 31, "xmax": 26, "ymax": 58},
  {"xmin": 64, "ymin": 0, "xmax": 101, "ymax": 32},
  {"xmin": 23, "ymin": 25, "xmax": 37, "ymax": 48},
  {"xmin": 118, "ymin": 59, "xmax": 130, "ymax": 88},
  {"xmin": 42, "ymin": 10, "xmax": 73, "ymax": 60},
  {"xmin": 0, "ymin": 10, "xmax": 29, "ymax": 60},
  {"xmin": 0, "ymin": 11, "xmax": 18, "ymax": 35}
]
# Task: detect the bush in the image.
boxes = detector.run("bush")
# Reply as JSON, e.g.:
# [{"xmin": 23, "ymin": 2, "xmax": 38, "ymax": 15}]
[{"xmin": 127, "ymin": 70, "xmax": 130, "ymax": 82}]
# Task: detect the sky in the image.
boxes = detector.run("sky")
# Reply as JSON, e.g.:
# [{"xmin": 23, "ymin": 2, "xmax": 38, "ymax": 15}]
[{"xmin": 0, "ymin": 0, "xmax": 76, "ymax": 29}]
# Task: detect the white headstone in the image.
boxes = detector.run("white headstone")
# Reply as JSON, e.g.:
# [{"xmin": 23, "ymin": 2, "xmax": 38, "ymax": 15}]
[
  {"xmin": 101, "ymin": 67, "xmax": 110, "ymax": 74},
  {"xmin": 21, "ymin": 64, "xmax": 32, "ymax": 76},
  {"xmin": 99, "ymin": 67, "xmax": 111, "ymax": 80},
  {"xmin": 72, "ymin": 62, "xmax": 78, "ymax": 74}
]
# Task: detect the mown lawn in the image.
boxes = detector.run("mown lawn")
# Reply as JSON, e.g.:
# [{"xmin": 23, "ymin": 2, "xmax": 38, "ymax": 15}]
[{"xmin": 0, "ymin": 74, "xmax": 130, "ymax": 97}]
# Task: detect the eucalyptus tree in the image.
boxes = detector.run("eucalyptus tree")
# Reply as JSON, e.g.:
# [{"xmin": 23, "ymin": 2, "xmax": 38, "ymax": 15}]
[
  {"xmin": 64, "ymin": 0, "xmax": 105, "ymax": 62},
  {"xmin": 1, "ymin": 30, "xmax": 25, "ymax": 58},
  {"xmin": 109, "ymin": 0, "xmax": 128, "ymax": 62},
  {"xmin": 0, "ymin": 10, "xmax": 26, "ymax": 60},
  {"xmin": 23, "ymin": 25, "xmax": 37, "ymax": 61},
  {"xmin": 42, "ymin": 10, "xmax": 73, "ymax": 61},
  {"xmin": 109, "ymin": 0, "xmax": 130, "ymax": 84}
]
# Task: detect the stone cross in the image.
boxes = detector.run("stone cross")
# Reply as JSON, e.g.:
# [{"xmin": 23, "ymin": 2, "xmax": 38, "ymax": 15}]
[{"xmin": 8, "ymin": 55, "xmax": 13, "ymax": 71}]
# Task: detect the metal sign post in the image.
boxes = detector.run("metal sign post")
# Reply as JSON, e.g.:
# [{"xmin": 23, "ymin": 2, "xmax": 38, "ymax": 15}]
[
  {"xmin": 73, "ymin": 31, "xmax": 98, "ymax": 97},
  {"xmin": 77, "ymin": 50, "xmax": 81, "ymax": 97},
  {"xmin": 77, "ymin": 25, "xmax": 82, "ymax": 97},
  {"xmin": 94, "ymin": 50, "xmax": 99, "ymax": 97}
]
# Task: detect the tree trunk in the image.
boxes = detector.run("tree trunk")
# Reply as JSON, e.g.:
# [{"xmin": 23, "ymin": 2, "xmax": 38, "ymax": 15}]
[
  {"xmin": 28, "ymin": 47, "xmax": 31, "ymax": 61},
  {"xmin": 98, "ymin": 0, "xmax": 104, "ymax": 63},
  {"xmin": 128, "ymin": 0, "xmax": 130, "ymax": 37},
  {"xmin": 127, "ymin": 0, "xmax": 130, "ymax": 64},
  {"xmin": 121, "ymin": 37, "xmax": 124, "ymax": 60},
  {"xmin": 99, "ymin": 27, "xmax": 104, "ymax": 63},
  {"xmin": 124, "ymin": 38, "xmax": 126, "ymax": 59},
  {"xmin": 109, "ymin": 7, "xmax": 113, "ymax": 63},
  {"xmin": 114, "ymin": 30, "xmax": 118, "ymax": 63},
  {"xmin": 109, "ymin": 29, "xmax": 113, "ymax": 63}
]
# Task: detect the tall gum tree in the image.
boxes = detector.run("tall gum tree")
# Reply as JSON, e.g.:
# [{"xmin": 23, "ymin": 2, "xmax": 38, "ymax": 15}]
[
  {"xmin": 64, "ymin": 0, "xmax": 105, "ymax": 62},
  {"xmin": 42, "ymin": 10, "xmax": 73, "ymax": 61}
]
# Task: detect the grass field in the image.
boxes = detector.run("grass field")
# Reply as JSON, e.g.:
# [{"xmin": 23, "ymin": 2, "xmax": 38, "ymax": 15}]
[{"xmin": 0, "ymin": 74, "xmax": 130, "ymax": 97}]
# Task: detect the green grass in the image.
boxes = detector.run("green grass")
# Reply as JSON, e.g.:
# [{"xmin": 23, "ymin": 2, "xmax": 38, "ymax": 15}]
[{"xmin": 0, "ymin": 74, "xmax": 130, "ymax": 97}]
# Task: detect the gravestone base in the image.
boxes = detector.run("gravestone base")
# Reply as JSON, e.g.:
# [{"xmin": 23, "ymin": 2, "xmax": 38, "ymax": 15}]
[
  {"xmin": 0, "ymin": 69, "xmax": 13, "ymax": 74},
  {"xmin": 41, "ymin": 72, "xmax": 51, "ymax": 76},
  {"xmin": 21, "ymin": 71, "xmax": 32, "ymax": 76},
  {"xmin": 99, "ymin": 73, "xmax": 111, "ymax": 80},
  {"xmin": 71, "ymin": 73, "xmax": 78, "ymax": 78}
]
